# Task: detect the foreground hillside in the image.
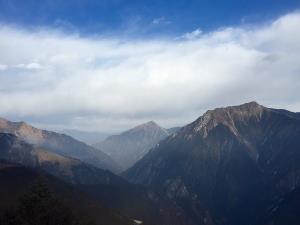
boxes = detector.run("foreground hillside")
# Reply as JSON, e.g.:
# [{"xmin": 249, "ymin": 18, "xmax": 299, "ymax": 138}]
[
  {"xmin": 0, "ymin": 133, "xmax": 188, "ymax": 225},
  {"xmin": 0, "ymin": 161, "xmax": 132, "ymax": 225}
]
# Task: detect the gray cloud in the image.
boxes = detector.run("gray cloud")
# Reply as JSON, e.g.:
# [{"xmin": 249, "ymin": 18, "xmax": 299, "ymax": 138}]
[{"xmin": 0, "ymin": 12, "xmax": 299, "ymax": 132}]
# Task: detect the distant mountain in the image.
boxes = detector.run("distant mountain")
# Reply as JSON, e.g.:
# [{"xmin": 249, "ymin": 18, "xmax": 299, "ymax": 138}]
[
  {"xmin": 0, "ymin": 117, "xmax": 120, "ymax": 173},
  {"xmin": 0, "ymin": 133, "xmax": 120, "ymax": 184},
  {"xmin": 167, "ymin": 126, "xmax": 181, "ymax": 134},
  {"xmin": 61, "ymin": 129, "xmax": 111, "ymax": 145},
  {"xmin": 125, "ymin": 102, "xmax": 300, "ymax": 225},
  {"xmin": 0, "ymin": 160, "xmax": 132, "ymax": 225},
  {"xmin": 93, "ymin": 121, "xmax": 170, "ymax": 171}
]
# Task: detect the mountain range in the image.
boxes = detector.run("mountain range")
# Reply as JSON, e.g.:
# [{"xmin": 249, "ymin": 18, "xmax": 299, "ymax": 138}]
[{"xmin": 1, "ymin": 101, "xmax": 300, "ymax": 225}]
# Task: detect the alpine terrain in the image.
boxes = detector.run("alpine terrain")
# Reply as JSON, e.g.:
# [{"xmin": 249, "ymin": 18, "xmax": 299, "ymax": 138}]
[{"xmin": 125, "ymin": 102, "xmax": 300, "ymax": 225}]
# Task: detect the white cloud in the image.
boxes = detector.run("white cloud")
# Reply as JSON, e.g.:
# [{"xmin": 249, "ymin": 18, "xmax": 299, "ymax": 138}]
[
  {"xmin": 15, "ymin": 62, "xmax": 44, "ymax": 70},
  {"xmin": 152, "ymin": 17, "xmax": 171, "ymax": 25},
  {"xmin": 0, "ymin": 12, "xmax": 299, "ymax": 132},
  {"xmin": 0, "ymin": 64, "xmax": 8, "ymax": 70},
  {"xmin": 180, "ymin": 28, "xmax": 203, "ymax": 40}
]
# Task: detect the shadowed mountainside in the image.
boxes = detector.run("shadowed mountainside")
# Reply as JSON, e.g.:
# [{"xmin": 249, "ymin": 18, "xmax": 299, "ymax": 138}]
[
  {"xmin": 125, "ymin": 102, "xmax": 300, "ymax": 225},
  {"xmin": 0, "ymin": 133, "xmax": 188, "ymax": 225},
  {"xmin": 0, "ymin": 160, "xmax": 132, "ymax": 225}
]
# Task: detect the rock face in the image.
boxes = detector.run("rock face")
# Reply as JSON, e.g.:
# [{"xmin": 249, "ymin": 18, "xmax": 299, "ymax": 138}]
[
  {"xmin": 94, "ymin": 121, "xmax": 170, "ymax": 171},
  {"xmin": 0, "ymin": 118, "xmax": 120, "ymax": 173},
  {"xmin": 125, "ymin": 102, "xmax": 300, "ymax": 225}
]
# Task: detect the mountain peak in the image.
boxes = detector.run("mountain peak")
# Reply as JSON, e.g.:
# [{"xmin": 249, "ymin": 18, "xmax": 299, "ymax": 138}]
[
  {"xmin": 127, "ymin": 120, "xmax": 166, "ymax": 134},
  {"xmin": 125, "ymin": 103, "xmax": 300, "ymax": 225},
  {"xmin": 95, "ymin": 121, "xmax": 170, "ymax": 171},
  {"xmin": 205, "ymin": 101, "xmax": 263, "ymax": 115},
  {"xmin": 146, "ymin": 120, "xmax": 157, "ymax": 125},
  {"xmin": 192, "ymin": 102, "xmax": 266, "ymax": 137},
  {"xmin": 139, "ymin": 120, "xmax": 159, "ymax": 128}
]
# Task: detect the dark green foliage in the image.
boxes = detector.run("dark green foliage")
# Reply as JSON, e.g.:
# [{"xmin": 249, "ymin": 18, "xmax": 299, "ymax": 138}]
[{"xmin": 0, "ymin": 178, "xmax": 94, "ymax": 225}]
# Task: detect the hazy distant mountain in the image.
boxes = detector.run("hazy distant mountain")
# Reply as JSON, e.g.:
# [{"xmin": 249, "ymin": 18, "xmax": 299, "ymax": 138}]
[
  {"xmin": 125, "ymin": 102, "xmax": 300, "ymax": 225},
  {"xmin": 0, "ymin": 133, "xmax": 120, "ymax": 184},
  {"xmin": 0, "ymin": 118, "xmax": 120, "ymax": 173},
  {"xmin": 94, "ymin": 121, "xmax": 170, "ymax": 171},
  {"xmin": 61, "ymin": 129, "xmax": 111, "ymax": 145},
  {"xmin": 167, "ymin": 126, "xmax": 181, "ymax": 134}
]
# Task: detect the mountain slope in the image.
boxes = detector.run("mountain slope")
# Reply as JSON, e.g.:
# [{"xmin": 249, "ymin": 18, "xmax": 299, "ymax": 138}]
[
  {"xmin": 0, "ymin": 160, "xmax": 132, "ymax": 225},
  {"xmin": 259, "ymin": 187, "xmax": 300, "ymax": 225},
  {"xmin": 167, "ymin": 126, "xmax": 181, "ymax": 134},
  {"xmin": 125, "ymin": 102, "xmax": 300, "ymax": 225},
  {"xmin": 0, "ymin": 118, "xmax": 120, "ymax": 173},
  {"xmin": 0, "ymin": 133, "xmax": 188, "ymax": 225},
  {"xmin": 0, "ymin": 133, "xmax": 120, "ymax": 184},
  {"xmin": 94, "ymin": 121, "xmax": 170, "ymax": 171}
]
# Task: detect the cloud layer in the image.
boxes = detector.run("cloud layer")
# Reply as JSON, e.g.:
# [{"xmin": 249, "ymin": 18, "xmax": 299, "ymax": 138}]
[{"xmin": 0, "ymin": 12, "xmax": 299, "ymax": 132}]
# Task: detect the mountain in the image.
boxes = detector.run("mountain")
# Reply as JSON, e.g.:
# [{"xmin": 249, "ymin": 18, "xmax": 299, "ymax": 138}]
[
  {"xmin": 0, "ymin": 133, "xmax": 188, "ymax": 225},
  {"xmin": 125, "ymin": 102, "xmax": 300, "ymax": 225},
  {"xmin": 76, "ymin": 177, "xmax": 191, "ymax": 225},
  {"xmin": 61, "ymin": 129, "xmax": 110, "ymax": 145},
  {"xmin": 167, "ymin": 126, "xmax": 181, "ymax": 134},
  {"xmin": 0, "ymin": 160, "xmax": 132, "ymax": 225},
  {"xmin": 0, "ymin": 117, "xmax": 120, "ymax": 173},
  {"xmin": 0, "ymin": 132, "xmax": 120, "ymax": 184},
  {"xmin": 94, "ymin": 121, "xmax": 170, "ymax": 171},
  {"xmin": 259, "ymin": 187, "xmax": 300, "ymax": 225}
]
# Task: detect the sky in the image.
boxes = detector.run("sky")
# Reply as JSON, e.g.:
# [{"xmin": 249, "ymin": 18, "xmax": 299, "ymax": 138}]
[{"xmin": 0, "ymin": 0, "xmax": 300, "ymax": 133}]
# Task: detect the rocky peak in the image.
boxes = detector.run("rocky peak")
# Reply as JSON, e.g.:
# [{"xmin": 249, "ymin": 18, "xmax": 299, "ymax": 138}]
[
  {"xmin": 0, "ymin": 119, "xmax": 44, "ymax": 144},
  {"xmin": 191, "ymin": 102, "xmax": 266, "ymax": 137},
  {"xmin": 125, "ymin": 121, "xmax": 168, "ymax": 136},
  {"xmin": 134, "ymin": 121, "xmax": 160, "ymax": 129}
]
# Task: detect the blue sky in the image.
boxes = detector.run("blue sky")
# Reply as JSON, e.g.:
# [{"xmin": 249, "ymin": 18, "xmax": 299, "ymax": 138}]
[
  {"xmin": 0, "ymin": 0, "xmax": 299, "ymax": 37},
  {"xmin": 0, "ymin": 1, "xmax": 300, "ymax": 132}
]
